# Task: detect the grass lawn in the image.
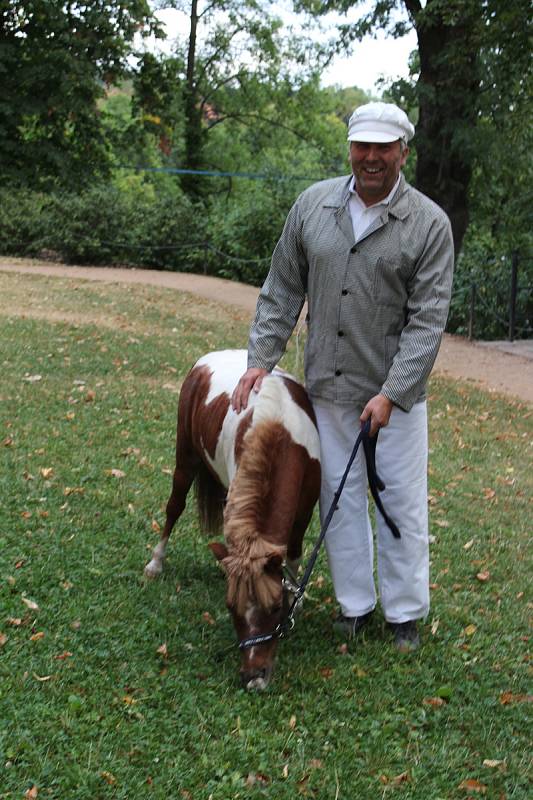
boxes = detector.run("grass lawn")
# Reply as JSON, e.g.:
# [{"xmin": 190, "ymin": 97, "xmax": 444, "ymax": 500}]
[{"xmin": 0, "ymin": 270, "xmax": 531, "ymax": 799}]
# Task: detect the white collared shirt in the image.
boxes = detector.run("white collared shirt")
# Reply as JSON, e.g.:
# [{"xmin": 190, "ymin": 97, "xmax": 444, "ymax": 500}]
[{"xmin": 348, "ymin": 174, "xmax": 401, "ymax": 242}]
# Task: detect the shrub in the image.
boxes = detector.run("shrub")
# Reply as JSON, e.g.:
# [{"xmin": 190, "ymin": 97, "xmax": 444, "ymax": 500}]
[{"xmin": 0, "ymin": 189, "xmax": 55, "ymax": 257}]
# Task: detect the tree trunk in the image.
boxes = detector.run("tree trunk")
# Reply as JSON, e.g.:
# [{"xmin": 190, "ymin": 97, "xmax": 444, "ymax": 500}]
[
  {"xmin": 182, "ymin": 0, "xmax": 205, "ymax": 199},
  {"xmin": 407, "ymin": 0, "xmax": 481, "ymax": 254}
]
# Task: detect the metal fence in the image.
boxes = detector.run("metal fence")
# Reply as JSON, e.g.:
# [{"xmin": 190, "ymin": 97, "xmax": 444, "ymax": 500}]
[{"xmin": 450, "ymin": 252, "xmax": 532, "ymax": 342}]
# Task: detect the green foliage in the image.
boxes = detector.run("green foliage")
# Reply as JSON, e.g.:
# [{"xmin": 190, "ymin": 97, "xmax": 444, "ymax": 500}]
[
  {"xmin": 0, "ymin": 189, "xmax": 55, "ymax": 257},
  {"xmin": 0, "ymin": 1, "xmax": 162, "ymax": 190},
  {"xmin": 448, "ymin": 236, "xmax": 533, "ymax": 341},
  {"xmin": 0, "ymin": 273, "xmax": 531, "ymax": 798},
  {"xmin": 0, "ymin": 183, "xmax": 206, "ymax": 271}
]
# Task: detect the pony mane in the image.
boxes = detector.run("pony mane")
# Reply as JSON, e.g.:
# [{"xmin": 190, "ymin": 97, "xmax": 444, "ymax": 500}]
[{"xmin": 222, "ymin": 418, "xmax": 288, "ymax": 614}]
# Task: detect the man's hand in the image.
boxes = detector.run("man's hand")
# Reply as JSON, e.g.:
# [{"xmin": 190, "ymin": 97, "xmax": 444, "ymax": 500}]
[
  {"xmin": 360, "ymin": 393, "xmax": 394, "ymax": 437},
  {"xmin": 231, "ymin": 368, "xmax": 269, "ymax": 412}
]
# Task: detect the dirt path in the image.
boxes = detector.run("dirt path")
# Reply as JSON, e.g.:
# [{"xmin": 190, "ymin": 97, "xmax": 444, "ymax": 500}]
[{"xmin": 2, "ymin": 256, "xmax": 532, "ymax": 406}]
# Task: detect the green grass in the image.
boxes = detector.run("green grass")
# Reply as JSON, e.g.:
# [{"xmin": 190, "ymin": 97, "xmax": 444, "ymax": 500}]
[{"xmin": 1, "ymin": 270, "xmax": 531, "ymax": 799}]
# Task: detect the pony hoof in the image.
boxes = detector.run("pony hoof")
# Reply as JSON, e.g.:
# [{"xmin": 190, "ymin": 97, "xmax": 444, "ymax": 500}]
[{"xmin": 144, "ymin": 560, "xmax": 163, "ymax": 579}]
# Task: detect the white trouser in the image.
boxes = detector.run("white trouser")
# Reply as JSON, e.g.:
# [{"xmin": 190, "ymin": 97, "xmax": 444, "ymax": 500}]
[{"xmin": 313, "ymin": 400, "xmax": 429, "ymax": 624}]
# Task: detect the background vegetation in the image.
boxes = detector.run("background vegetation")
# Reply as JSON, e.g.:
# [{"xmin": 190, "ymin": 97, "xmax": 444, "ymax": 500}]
[
  {"xmin": 1, "ymin": 0, "xmax": 532, "ymax": 336},
  {"xmin": 1, "ymin": 271, "xmax": 531, "ymax": 798}
]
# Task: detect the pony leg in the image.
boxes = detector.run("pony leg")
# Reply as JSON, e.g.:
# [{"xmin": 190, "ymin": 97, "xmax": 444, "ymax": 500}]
[{"xmin": 144, "ymin": 465, "xmax": 195, "ymax": 578}]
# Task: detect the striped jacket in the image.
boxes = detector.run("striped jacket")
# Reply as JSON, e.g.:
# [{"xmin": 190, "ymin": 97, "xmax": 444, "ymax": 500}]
[{"xmin": 248, "ymin": 173, "xmax": 454, "ymax": 412}]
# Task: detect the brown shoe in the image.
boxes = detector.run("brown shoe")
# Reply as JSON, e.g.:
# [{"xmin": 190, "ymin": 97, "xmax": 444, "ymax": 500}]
[{"xmin": 388, "ymin": 620, "xmax": 420, "ymax": 652}]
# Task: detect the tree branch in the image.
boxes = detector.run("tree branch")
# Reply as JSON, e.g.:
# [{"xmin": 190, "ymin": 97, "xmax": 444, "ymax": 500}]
[{"xmin": 200, "ymin": 71, "xmax": 248, "ymax": 107}]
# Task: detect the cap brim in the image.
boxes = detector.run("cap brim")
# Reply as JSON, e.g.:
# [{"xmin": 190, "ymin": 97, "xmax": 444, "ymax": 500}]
[{"xmin": 347, "ymin": 130, "xmax": 402, "ymax": 143}]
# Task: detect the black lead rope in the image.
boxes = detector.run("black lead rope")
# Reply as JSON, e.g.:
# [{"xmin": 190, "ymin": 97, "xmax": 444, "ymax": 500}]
[{"xmin": 238, "ymin": 418, "xmax": 401, "ymax": 650}]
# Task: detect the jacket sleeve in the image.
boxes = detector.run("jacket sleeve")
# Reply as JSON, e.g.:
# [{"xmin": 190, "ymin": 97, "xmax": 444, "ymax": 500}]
[
  {"xmin": 248, "ymin": 200, "xmax": 309, "ymax": 371},
  {"xmin": 380, "ymin": 212, "xmax": 454, "ymax": 411}
]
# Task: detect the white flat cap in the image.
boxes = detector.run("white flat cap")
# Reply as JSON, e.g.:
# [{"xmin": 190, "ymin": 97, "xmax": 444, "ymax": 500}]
[{"xmin": 347, "ymin": 102, "xmax": 415, "ymax": 143}]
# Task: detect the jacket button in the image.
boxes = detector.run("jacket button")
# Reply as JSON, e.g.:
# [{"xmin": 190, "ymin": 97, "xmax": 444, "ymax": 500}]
[
  {"xmin": 338, "ymin": 330, "xmax": 344, "ymax": 337},
  {"xmin": 350, "ymin": 245, "xmax": 357, "ymax": 254},
  {"xmin": 335, "ymin": 369, "xmax": 342, "ymax": 376},
  {"xmin": 341, "ymin": 289, "xmax": 348, "ymax": 296}
]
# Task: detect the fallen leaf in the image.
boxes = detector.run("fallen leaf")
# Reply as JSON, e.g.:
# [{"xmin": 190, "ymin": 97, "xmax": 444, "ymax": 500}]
[
  {"xmin": 393, "ymin": 771, "xmax": 410, "ymax": 785},
  {"xmin": 289, "ymin": 714, "xmax": 297, "ymax": 729},
  {"xmin": 482, "ymin": 487, "xmax": 496, "ymax": 500},
  {"xmin": 84, "ymin": 390, "xmax": 96, "ymax": 402},
  {"xmin": 53, "ymin": 651, "xmax": 73, "ymax": 660},
  {"xmin": 22, "ymin": 596, "xmax": 39, "ymax": 611},
  {"xmin": 458, "ymin": 778, "xmax": 487, "ymax": 794},
  {"xmin": 25, "ymin": 787, "xmax": 38, "ymax": 799},
  {"xmin": 476, "ymin": 571, "xmax": 490, "ymax": 582},
  {"xmin": 423, "ymin": 696, "xmax": 445, "ymax": 707},
  {"xmin": 33, "ymin": 673, "xmax": 53, "ymax": 682},
  {"xmin": 151, "ymin": 519, "xmax": 161, "ymax": 533},
  {"xmin": 309, "ymin": 759, "xmax": 324, "ymax": 769},
  {"xmin": 0, "ymin": 632, "xmax": 7, "ymax": 647},
  {"xmin": 338, "ymin": 643, "xmax": 348, "ymax": 654},
  {"xmin": 202, "ymin": 611, "xmax": 215, "ymax": 625},
  {"xmin": 319, "ymin": 667, "xmax": 334, "ymax": 679},
  {"xmin": 156, "ymin": 643, "xmax": 168, "ymax": 658},
  {"xmin": 282, "ymin": 764, "xmax": 289, "ymax": 778},
  {"xmin": 21, "ymin": 511, "xmax": 32, "ymax": 519},
  {"xmin": 483, "ymin": 759, "xmax": 505, "ymax": 768},
  {"xmin": 30, "ymin": 632, "xmax": 45, "ymax": 641},
  {"xmin": 63, "ymin": 486, "xmax": 84, "ymax": 496},
  {"xmin": 431, "ymin": 619, "xmax": 440, "ymax": 635},
  {"xmin": 435, "ymin": 519, "xmax": 450, "ymax": 528},
  {"xmin": 107, "ymin": 468, "xmax": 126, "ymax": 478},
  {"xmin": 464, "ymin": 624, "xmax": 477, "ymax": 637},
  {"xmin": 463, "ymin": 539, "xmax": 475, "ymax": 550},
  {"xmin": 100, "ymin": 771, "xmax": 116, "ymax": 785},
  {"xmin": 437, "ymin": 685, "xmax": 453, "ymax": 700},
  {"xmin": 40, "ymin": 467, "xmax": 54, "ymax": 479},
  {"xmin": 2, "ymin": 436, "xmax": 13, "ymax": 446},
  {"xmin": 23, "ymin": 374, "xmax": 42, "ymax": 383},
  {"xmin": 499, "ymin": 692, "xmax": 533, "ymax": 705},
  {"xmin": 123, "ymin": 695, "xmax": 137, "ymax": 705},
  {"xmin": 7, "ymin": 617, "xmax": 22, "ymax": 626}
]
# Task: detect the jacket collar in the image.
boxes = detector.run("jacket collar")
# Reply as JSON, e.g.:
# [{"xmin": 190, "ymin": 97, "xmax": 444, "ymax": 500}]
[{"xmin": 324, "ymin": 173, "xmax": 411, "ymax": 221}]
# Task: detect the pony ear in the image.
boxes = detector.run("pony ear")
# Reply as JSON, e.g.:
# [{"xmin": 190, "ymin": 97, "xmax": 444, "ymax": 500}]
[
  {"xmin": 265, "ymin": 552, "xmax": 284, "ymax": 572},
  {"xmin": 208, "ymin": 541, "xmax": 229, "ymax": 563}
]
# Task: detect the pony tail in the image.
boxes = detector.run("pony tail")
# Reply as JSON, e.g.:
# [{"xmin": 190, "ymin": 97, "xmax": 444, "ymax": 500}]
[{"xmin": 194, "ymin": 462, "xmax": 226, "ymax": 535}]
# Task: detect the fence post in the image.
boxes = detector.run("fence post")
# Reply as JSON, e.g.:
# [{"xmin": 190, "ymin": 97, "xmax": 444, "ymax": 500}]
[
  {"xmin": 468, "ymin": 282, "xmax": 476, "ymax": 341},
  {"xmin": 508, "ymin": 251, "xmax": 518, "ymax": 342}
]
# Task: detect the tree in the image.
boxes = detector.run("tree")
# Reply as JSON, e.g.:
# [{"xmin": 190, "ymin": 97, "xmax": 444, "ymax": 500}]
[
  {"xmin": 0, "ymin": 1, "xmax": 162, "ymax": 188},
  {"xmin": 296, "ymin": 0, "xmax": 532, "ymax": 255},
  {"xmin": 135, "ymin": 0, "xmax": 335, "ymax": 199}
]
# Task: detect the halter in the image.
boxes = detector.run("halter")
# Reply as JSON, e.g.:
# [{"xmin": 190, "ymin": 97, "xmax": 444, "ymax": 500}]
[{"xmin": 238, "ymin": 419, "xmax": 401, "ymax": 650}]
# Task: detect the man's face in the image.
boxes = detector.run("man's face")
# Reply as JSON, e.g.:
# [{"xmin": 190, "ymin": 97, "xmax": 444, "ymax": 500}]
[{"xmin": 349, "ymin": 140, "xmax": 408, "ymax": 206}]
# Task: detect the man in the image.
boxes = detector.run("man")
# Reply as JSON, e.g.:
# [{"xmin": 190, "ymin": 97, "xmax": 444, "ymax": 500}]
[{"xmin": 232, "ymin": 102, "xmax": 454, "ymax": 652}]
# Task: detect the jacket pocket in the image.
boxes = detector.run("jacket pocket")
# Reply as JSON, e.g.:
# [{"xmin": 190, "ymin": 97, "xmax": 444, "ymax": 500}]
[{"xmin": 373, "ymin": 258, "xmax": 407, "ymax": 308}]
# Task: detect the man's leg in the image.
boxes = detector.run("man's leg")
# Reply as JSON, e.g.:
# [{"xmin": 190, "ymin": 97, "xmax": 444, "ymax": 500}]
[
  {"xmin": 313, "ymin": 401, "xmax": 376, "ymax": 619},
  {"xmin": 375, "ymin": 401, "xmax": 429, "ymax": 627}
]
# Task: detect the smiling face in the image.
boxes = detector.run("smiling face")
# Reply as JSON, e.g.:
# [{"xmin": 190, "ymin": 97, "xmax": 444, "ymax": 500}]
[{"xmin": 349, "ymin": 139, "xmax": 408, "ymax": 206}]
